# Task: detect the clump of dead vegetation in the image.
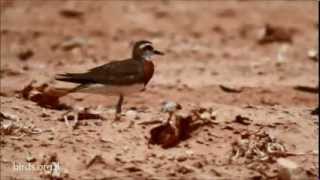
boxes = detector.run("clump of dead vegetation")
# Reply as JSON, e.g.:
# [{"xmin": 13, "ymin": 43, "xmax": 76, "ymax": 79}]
[
  {"xmin": 0, "ymin": 111, "xmax": 50, "ymax": 138},
  {"xmin": 149, "ymin": 101, "xmax": 216, "ymax": 148},
  {"xmin": 230, "ymin": 129, "xmax": 286, "ymax": 163},
  {"xmin": 19, "ymin": 81, "xmax": 70, "ymax": 110}
]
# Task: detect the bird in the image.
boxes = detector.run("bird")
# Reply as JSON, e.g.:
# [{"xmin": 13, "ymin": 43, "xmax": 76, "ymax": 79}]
[{"xmin": 53, "ymin": 40, "xmax": 164, "ymax": 120}]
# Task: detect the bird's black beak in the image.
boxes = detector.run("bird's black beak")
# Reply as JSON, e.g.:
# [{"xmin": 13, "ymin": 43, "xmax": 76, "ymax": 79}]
[{"xmin": 153, "ymin": 50, "xmax": 164, "ymax": 55}]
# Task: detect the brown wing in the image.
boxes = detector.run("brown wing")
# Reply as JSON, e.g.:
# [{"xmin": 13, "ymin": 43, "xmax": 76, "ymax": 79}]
[{"xmin": 56, "ymin": 59, "xmax": 145, "ymax": 85}]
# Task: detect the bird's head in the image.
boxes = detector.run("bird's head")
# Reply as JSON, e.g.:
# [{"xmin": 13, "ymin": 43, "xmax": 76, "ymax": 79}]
[{"xmin": 132, "ymin": 40, "xmax": 164, "ymax": 60}]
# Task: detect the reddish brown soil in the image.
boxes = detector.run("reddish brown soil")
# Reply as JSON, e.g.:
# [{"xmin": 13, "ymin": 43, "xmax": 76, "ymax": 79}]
[{"xmin": 1, "ymin": 1, "xmax": 318, "ymax": 179}]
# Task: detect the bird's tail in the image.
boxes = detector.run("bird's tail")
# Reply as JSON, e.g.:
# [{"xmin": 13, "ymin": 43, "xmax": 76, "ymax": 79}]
[{"xmin": 55, "ymin": 73, "xmax": 90, "ymax": 84}]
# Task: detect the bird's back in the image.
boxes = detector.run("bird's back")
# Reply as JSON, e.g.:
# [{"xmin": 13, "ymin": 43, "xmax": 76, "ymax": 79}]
[{"xmin": 56, "ymin": 59, "xmax": 145, "ymax": 86}]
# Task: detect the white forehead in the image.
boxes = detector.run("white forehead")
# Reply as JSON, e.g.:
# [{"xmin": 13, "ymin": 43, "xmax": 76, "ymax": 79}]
[{"xmin": 138, "ymin": 42, "xmax": 152, "ymax": 49}]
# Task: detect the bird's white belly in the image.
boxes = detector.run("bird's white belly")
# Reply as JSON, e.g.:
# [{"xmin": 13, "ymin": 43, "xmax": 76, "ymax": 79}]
[{"xmin": 78, "ymin": 84, "xmax": 145, "ymax": 96}]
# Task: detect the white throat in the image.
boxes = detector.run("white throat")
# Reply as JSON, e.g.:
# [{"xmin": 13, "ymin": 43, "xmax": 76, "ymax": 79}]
[{"xmin": 142, "ymin": 51, "xmax": 154, "ymax": 61}]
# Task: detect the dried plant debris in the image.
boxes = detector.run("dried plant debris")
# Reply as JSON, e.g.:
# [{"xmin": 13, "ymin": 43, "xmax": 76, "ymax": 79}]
[
  {"xmin": 232, "ymin": 115, "xmax": 252, "ymax": 125},
  {"xmin": 161, "ymin": 100, "xmax": 183, "ymax": 125},
  {"xmin": 161, "ymin": 101, "xmax": 182, "ymax": 113},
  {"xmin": 191, "ymin": 107, "xmax": 217, "ymax": 122},
  {"xmin": 293, "ymin": 85, "xmax": 318, "ymax": 93},
  {"xmin": 17, "ymin": 48, "xmax": 34, "ymax": 61},
  {"xmin": 1, "ymin": 116, "xmax": 51, "ymax": 137},
  {"xmin": 86, "ymin": 155, "xmax": 108, "ymax": 168},
  {"xmin": 19, "ymin": 81, "xmax": 70, "ymax": 110},
  {"xmin": 124, "ymin": 165, "xmax": 142, "ymax": 172},
  {"xmin": 58, "ymin": 108, "xmax": 104, "ymax": 130},
  {"xmin": 138, "ymin": 119, "xmax": 162, "ymax": 126},
  {"xmin": 311, "ymin": 107, "xmax": 318, "ymax": 115},
  {"xmin": 0, "ymin": 120, "xmax": 20, "ymax": 135},
  {"xmin": 60, "ymin": 7, "xmax": 84, "ymax": 19},
  {"xmin": 0, "ymin": 111, "xmax": 20, "ymax": 121},
  {"xmin": 59, "ymin": 37, "xmax": 89, "ymax": 51},
  {"xmin": 40, "ymin": 153, "xmax": 68, "ymax": 179},
  {"xmin": 308, "ymin": 49, "xmax": 318, "ymax": 61},
  {"xmin": 230, "ymin": 129, "xmax": 287, "ymax": 163},
  {"xmin": 149, "ymin": 113, "xmax": 192, "ymax": 148},
  {"xmin": 65, "ymin": 108, "xmax": 104, "ymax": 121},
  {"xmin": 149, "ymin": 106, "xmax": 217, "ymax": 148},
  {"xmin": 219, "ymin": 84, "xmax": 243, "ymax": 93},
  {"xmin": 257, "ymin": 24, "xmax": 296, "ymax": 44},
  {"xmin": 26, "ymin": 152, "xmax": 36, "ymax": 163}
]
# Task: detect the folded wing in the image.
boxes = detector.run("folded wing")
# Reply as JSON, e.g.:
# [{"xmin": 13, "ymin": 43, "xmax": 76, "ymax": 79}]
[{"xmin": 55, "ymin": 59, "xmax": 144, "ymax": 86}]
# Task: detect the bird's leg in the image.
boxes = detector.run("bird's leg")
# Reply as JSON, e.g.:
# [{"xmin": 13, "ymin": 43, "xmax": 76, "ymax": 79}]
[
  {"xmin": 116, "ymin": 94, "xmax": 124, "ymax": 113},
  {"xmin": 115, "ymin": 94, "xmax": 124, "ymax": 120}
]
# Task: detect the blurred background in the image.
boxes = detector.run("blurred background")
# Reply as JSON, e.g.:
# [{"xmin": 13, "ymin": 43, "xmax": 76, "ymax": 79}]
[{"xmin": 1, "ymin": 1, "xmax": 318, "ymax": 95}]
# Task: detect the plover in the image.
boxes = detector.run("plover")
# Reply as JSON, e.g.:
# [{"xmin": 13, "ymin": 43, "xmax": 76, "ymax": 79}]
[{"xmin": 55, "ymin": 40, "xmax": 164, "ymax": 119}]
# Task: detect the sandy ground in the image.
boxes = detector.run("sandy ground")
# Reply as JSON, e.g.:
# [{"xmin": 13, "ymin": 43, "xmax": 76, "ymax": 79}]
[{"xmin": 0, "ymin": 1, "xmax": 319, "ymax": 179}]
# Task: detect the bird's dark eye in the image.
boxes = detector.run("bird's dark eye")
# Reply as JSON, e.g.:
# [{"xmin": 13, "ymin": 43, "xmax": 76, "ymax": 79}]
[{"xmin": 142, "ymin": 45, "xmax": 153, "ymax": 51}]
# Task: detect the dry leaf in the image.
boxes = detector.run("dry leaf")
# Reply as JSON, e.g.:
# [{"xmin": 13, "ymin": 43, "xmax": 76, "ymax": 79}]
[
  {"xmin": 308, "ymin": 49, "xmax": 318, "ymax": 61},
  {"xmin": 311, "ymin": 107, "xmax": 318, "ymax": 115},
  {"xmin": 20, "ymin": 82, "xmax": 70, "ymax": 110},
  {"xmin": 149, "ymin": 113, "xmax": 192, "ymax": 148},
  {"xmin": 258, "ymin": 24, "xmax": 296, "ymax": 44},
  {"xmin": 17, "ymin": 48, "xmax": 34, "ymax": 61},
  {"xmin": 219, "ymin": 85, "xmax": 243, "ymax": 93},
  {"xmin": 293, "ymin": 85, "xmax": 318, "ymax": 93},
  {"xmin": 233, "ymin": 115, "xmax": 252, "ymax": 125},
  {"xmin": 59, "ymin": 37, "xmax": 88, "ymax": 51},
  {"xmin": 60, "ymin": 7, "xmax": 84, "ymax": 19},
  {"xmin": 149, "ymin": 107, "xmax": 215, "ymax": 148},
  {"xmin": 86, "ymin": 155, "xmax": 107, "ymax": 168}
]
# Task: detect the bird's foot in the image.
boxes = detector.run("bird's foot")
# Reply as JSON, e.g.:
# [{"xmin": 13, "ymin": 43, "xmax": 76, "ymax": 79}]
[
  {"xmin": 115, "ymin": 113, "xmax": 121, "ymax": 120},
  {"xmin": 113, "ymin": 113, "xmax": 122, "ymax": 122}
]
